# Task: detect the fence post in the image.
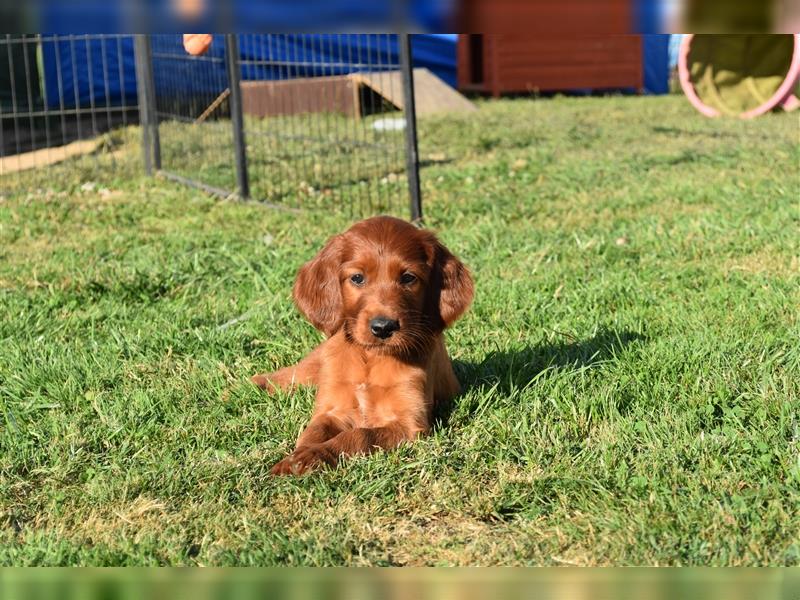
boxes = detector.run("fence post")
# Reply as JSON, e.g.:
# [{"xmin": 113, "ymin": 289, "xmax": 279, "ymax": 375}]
[
  {"xmin": 399, "ymin": 33, "xmax": 422, "ymax": 223},
  {"xmin": 134, "ymin": 35, "xmax": 160, "ymax": 174},
  {"xmin": 145, "ymin": 37, "xmax": 161, "ymax": 171},
  {"xmin": 225, "ymin": 34, "xmax": 249, "ymax": 199},
  {"xmin": 134, "ymin": 35, "xmax": 152, "ymax": 175}
]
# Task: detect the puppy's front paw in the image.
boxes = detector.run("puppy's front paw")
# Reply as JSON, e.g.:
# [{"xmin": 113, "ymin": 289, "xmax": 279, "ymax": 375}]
[
  {"xmin": 269, "ymin": 445, "xmax": 332, "ymax": 476},
  {"xmin": 251, "ymin": 373, "xmax": 278, "ymax": 393},
  {"xmin": 269, "ymin": 456, "xmax": 298, "ymax": 476}
]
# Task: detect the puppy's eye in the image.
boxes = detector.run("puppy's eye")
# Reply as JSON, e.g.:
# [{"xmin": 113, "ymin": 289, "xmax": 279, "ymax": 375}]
[
  {"xmin": 399, "ymin": 272, "xmax": 417, "ymax": 285},
  {"xmin": 350, "ymin": 273, "xmax": 365, "ymax": 286}
]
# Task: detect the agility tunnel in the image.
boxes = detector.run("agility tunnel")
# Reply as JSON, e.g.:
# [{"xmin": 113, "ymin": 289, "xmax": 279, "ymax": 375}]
[{"xmin": 679, "ymin": 34, "xmax": 800, "ymax": 118}]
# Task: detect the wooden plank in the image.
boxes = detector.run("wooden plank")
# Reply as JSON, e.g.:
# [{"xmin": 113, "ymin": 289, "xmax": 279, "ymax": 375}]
[
  {"xmin": 496, "ymin": 38, "xmax": 642, "ymax": 64},
  {"xmin": 499, "ymin": 68, "xmax": 642, "ymax": 92},
  {"xmin": 240, "ymin": 77, "xmax": 360, "ymax": 118},
  {"xmin": 195, "ymin": 88, "xmax": 230, "ymax": 123},
  {"xmin": 239, "ymin": 69, "xmax": 475, "ymax": 120},
  {"xmin": 0, "ymin": 137, "xmax": 103, "ymax": 174},
  {"xmin": 349, "ymin": 68, "xmax": 476, "ymax": 116}
]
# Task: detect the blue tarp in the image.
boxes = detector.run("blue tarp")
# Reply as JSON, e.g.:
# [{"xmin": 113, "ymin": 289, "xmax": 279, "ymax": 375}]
[
  {"xmin": 41, "ymin": 32, "xmax": 670, "ymax": 110},
  {"xmin": 38, "ymin": 1, "xmax": 451, "ymax": 35},
  {"xmin": 642, "ymin": 34, "xmax": 670, "ymax": 95},
  {"xmin": 235, "ymin": 34, "xmax": 456, "ymax": 88},
  {"xmin": 42, "ymin": 34, "xmax": 458, "ymax": 110},
  {"xmin": 41, "ymin": 36, "xmax": 138, "ymax": 110},
  {"xmin": 634, "ymin": 0, "xmax": 670, "ymax": 94}
]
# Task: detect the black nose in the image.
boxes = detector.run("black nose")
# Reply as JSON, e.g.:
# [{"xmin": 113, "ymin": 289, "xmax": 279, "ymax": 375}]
[{"xmin": 369, "ymin": 316, "xmax": 400, "ymax": 339}]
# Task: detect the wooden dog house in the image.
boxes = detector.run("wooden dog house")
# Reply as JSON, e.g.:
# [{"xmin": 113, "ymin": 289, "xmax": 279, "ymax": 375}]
[
  {"xmin": 456, "ymin": 0, "xmax": 643, "ymax": 95},
  {"xmin": 458, "ymin": 34, "xmax": 644, "ymax": 97}
]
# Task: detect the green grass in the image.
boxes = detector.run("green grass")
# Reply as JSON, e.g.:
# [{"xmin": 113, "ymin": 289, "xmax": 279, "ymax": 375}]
[
  {"xmin": 156, "ymin": 111, "xmax": 408, "ymax": 214},
  {"xmin": 1, "ymin": 94, "xmax": 798, "ymax": 566}
]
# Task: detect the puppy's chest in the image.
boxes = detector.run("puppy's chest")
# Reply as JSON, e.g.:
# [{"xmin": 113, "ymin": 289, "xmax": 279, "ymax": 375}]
[
  {"xmin": 351, "ymin": 373, "xmax": 407, "ymax": 425},
  {"xmin": 335, "ymin": 359, "xmax": 425, "ymax": 426},
  {"xmin": 353, "ymin": 383, "xmax": 372, "ymax": 420}
]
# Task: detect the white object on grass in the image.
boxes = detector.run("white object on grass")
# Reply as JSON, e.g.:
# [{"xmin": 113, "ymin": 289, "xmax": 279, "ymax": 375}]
[{"xmin": 372, "ymin": 118, "xmax": 406, "ymax": 132}]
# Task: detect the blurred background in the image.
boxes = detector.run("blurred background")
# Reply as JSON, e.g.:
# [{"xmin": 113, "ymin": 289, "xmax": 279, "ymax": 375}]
[
  {"xmin": 3, "ymin": 0, "xmax": 800, "ymax": 32},
  {"xmin": 1, "ymin": 0, "xmax": 798, "ymax": 577},
  {"xmin": 1, "ymin": 568, "xmax": 799, "ymax": 599}
]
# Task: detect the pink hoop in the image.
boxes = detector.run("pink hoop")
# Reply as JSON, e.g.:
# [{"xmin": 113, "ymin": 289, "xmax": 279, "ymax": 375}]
[
  {"xmin": 678, "ymin": 34, "xmax": 800, "ymax": 119},
  {"xmin": 678, "ymin": 34, "xmax": 719, "ymax": 117},
  {"xmin": 781, "ymin": 93, "xmax": 800, "ymax": 111}
]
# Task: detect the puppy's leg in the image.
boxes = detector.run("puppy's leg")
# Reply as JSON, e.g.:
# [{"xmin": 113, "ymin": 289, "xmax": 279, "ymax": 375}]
[
  {"xmin": 295, "ymin": 414, "xmax": 348, "ymax": 448},
  {"xmin": 271, "ymin": 379, "xmax": 356, "ymax": 475},
  {"xmin": 272, "ymin": 420, "xmax": 420, "ymax": 475},
  {"xmin": 269, "ymin": 413, "xmax": 348, "ymax": 475},
  {"xmin": 251, "ymin": 343, "xmax": 323, "ymax": 392}
]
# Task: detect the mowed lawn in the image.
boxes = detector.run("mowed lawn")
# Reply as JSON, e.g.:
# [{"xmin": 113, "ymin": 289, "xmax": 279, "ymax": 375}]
[{"xmin": 0, "ymin": 95, "xmax": 798, "ymax": 566}]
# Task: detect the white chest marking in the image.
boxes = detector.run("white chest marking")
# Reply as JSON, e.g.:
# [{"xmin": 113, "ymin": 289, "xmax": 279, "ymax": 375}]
[{"xmin": 355, "ymin": 383, "xmax": 369, "ymax": 418}]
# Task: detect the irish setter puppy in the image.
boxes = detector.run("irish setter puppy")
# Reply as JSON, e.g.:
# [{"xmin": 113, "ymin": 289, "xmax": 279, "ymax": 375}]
[{"xmin": 252, "ymin": 216, "xmax": 473, "ymax": 475}]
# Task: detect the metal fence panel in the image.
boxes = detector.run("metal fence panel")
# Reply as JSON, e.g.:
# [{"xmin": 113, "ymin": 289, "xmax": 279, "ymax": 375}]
[
  {"xmin": 2, "ymin": 33, "xmax": 420, "ymax": 220},
  {"xmin": 236, "ymin": 33, "xmax": 411, "ymax": 216},
  {"xmin": 148, "ymin": 34, "xmax": 237, "ymax": 198},
  {"xmin": 0, "ymin": 34, "xmax": 140, "ymax": 194}
]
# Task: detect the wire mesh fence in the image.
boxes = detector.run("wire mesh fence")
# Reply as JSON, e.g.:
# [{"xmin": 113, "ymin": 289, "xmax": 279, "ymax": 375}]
[
  {"xmin": 237, "ymin": 33, "xmax": 417, "ymax": 217},
  {"xmin": 146, "ymin": 33, "xmax": 419, "ymax": 218},
  {"xmin": 0, "ymin": 34, "xmax": 140, "ymax": 194},
  {"xmin": 1, "ymin": 33, "xmax": 421, "ymax": 219},
  {"xmin": 143, "ymin": 34, "xmax": 234, "ymax": 197}
]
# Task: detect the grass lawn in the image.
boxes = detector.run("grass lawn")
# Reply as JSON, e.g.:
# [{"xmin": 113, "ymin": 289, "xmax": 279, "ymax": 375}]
[
  {"xmin": 0, "ymin": 94, "xmax": 798, "ymax": 566},
  {"xmin": 155, "ymin": 111, "xmax": 408, "ymax": 215}
]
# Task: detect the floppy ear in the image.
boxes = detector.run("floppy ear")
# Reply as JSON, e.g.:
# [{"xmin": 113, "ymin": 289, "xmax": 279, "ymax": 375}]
[
  {"xmin": 292, "ymin": 234, "xmax": 345, "ymax": 337},
  {"xmin": 426, "ymin": 236, "xmax": 474, "ymax": 328}
]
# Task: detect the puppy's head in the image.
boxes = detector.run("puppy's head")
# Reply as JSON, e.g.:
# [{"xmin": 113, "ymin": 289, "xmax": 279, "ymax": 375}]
[{"xmin": 293, "ymin": 216, "xmax": 473, "ymax": 353}]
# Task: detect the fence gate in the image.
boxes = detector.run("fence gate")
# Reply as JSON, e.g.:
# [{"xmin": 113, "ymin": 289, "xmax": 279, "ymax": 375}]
[{"xmin": 137, "ymin": 33, "xmax": 421, "ymax": 220}]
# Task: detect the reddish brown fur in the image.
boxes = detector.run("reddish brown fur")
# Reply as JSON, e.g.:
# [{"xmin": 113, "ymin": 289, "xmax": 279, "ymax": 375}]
[{"xmin": 252, "ymin": 216, "xmax": 473, "ymax": 475}]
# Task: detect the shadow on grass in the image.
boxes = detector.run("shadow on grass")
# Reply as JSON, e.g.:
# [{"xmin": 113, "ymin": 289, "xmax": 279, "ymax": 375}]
[{"xmin": 435, "ymin": 328, "xmax": 647, "ymax": 426}]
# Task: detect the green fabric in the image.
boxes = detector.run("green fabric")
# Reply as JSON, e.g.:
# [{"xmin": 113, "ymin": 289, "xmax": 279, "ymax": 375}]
[
  {"xmin": 688, "ymin": 35, "xmax": 794, "ymax": 115},
  {"xmin": 685, "ymin": 2, "xmax": 771, "ymax": 33}
]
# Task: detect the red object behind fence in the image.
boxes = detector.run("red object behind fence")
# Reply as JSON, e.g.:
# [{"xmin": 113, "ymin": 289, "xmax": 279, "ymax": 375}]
[{"xmin": 458, "ymin": 34, "xmax": 644, "ymax": 97}]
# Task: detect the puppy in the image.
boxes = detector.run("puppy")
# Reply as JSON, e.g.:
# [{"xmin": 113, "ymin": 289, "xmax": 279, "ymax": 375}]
[{"xmin": 252, "ymin": 216, "xmax": 473, "ymax": 475}]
